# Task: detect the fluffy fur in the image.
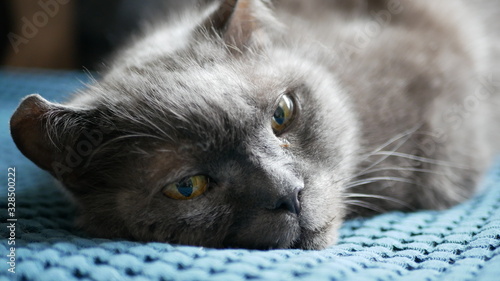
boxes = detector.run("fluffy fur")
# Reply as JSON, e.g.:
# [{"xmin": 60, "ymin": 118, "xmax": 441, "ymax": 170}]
[{"xmin": 10, "ymin": 0, "xmax": 500, "ymax": 249}]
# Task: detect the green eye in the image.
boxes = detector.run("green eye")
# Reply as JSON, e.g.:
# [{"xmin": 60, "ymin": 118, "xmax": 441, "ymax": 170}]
[
  {"xmin": 272, "ymin": 94, "xmax": 295, "ymax": 133},
  {"xmin": 163, "ymin": 175, "xmax": 209, "ymax": 200}
]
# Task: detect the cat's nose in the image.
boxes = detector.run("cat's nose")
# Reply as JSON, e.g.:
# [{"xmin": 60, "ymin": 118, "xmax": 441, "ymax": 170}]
[{"xmin": 272, "ymin": 188, "xmax": 301, "ymax": 216}]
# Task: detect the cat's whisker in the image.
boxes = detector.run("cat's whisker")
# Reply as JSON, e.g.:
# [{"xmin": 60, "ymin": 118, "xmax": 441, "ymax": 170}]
[
  {"xmin": 354, "ymin": 124, "xmax": 423, "ymax": 176},
  {"xmin": 353, "ymin": 166, "xmax": 444, "ymax": 178},
  {"xmin": 372, "ymin": 151, "xmax": 472, "ymax": 170},
  {"xmin": 344, "ymin": 176, "xmax": 416, "ymax": 189},
  {"xmin": 344, "ymin": 193, "xmax": 415, "ymax": 210},
  {"xmin": 344, "ymin": 200, "xmax": 387, "ymax": 214}
]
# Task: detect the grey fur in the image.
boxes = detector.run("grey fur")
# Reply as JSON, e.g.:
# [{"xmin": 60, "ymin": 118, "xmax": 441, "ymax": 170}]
[{"xmin": 10, "ymin": 0, "xmax": 500, "ymax": 249}]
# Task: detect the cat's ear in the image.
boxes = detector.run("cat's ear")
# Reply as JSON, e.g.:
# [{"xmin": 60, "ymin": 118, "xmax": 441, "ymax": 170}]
[
  {"xmin": 10, "ymin": 94, "xmax": 100, "ymax": 178},
  {"xmin": 203, "ymin": 0, "xmax": 279, "ymax": 51},
  {"xmin": 11, "ymin": 95, "xmax": 60, "ymax": 171}
]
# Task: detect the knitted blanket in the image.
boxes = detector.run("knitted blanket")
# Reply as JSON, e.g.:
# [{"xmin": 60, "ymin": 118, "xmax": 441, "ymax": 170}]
[{"xmin": 1, "ymin": 69, "xmax": 499, "ymax": 281}]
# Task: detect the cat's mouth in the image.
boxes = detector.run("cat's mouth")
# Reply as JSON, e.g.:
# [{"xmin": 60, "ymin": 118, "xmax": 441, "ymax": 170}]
[{"xmin": 220, "ymin": 183, "xmax": 340, "ymax": 250}]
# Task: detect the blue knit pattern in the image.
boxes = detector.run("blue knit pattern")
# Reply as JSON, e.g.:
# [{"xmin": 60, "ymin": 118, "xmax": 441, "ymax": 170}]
[{"xmin": 1, "ymin": 69, "xmax": 499, "ymax": 281}]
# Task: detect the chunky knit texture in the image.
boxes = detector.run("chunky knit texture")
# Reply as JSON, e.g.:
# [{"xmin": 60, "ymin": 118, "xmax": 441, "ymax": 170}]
[{"xmin": 1, "ymin": 69, "xmax": 499, "ymax": 281}]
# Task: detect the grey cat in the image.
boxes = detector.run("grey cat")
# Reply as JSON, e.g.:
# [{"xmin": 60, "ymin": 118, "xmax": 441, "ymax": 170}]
[{"xmin": 10, "ymin": 0, "xmax": 500, "ymax": 249}]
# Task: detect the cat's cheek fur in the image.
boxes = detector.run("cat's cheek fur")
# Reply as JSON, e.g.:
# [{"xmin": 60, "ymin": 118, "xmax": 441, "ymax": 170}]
[{"xmin": 114, "ymin": 189, "xmax": 235, "ymax": 247}]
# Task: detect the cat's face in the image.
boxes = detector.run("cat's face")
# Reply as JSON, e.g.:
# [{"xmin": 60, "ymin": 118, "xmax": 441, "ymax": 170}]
[{"xmin": 10, "ymin": 0, "xmax": 360, "ymax": 249}]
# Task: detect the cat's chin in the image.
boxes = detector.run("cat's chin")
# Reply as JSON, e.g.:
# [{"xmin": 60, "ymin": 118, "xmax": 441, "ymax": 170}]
[
  {"xmin": 291, "ymin": 206, "xmax": 344, "ymax": 250},
  {"xmin": 263, "ymin": 224, "xmax": 339, "ymax": 250},
  {"xmin": 291, "ymin": 225, "xmax": 340, "ymax": 250}
]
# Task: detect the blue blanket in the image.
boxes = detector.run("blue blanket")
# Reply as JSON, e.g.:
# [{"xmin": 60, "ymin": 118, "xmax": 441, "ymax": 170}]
[{"xmin": 1, "ymin": 69, "xmax": 499, "ymax": 281}]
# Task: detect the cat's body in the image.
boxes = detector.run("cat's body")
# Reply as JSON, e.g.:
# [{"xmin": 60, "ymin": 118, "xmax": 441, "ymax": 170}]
[{"xmin": 10, "ymin": 0, "xmax": 500, "ymax": 249}]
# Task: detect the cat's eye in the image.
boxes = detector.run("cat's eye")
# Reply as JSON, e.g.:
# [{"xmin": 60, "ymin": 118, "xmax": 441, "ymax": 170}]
[
  {"xmin": 163, "ymin": 175, "xmax": 209, "ymax": 200},
  {"xmin": 272, "ymin": 94, "xmax": 295, "ymax": 134}
]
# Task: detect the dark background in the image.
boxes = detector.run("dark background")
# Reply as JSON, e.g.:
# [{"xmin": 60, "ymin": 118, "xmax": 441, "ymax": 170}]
[{"xmin": 0, "ymin": 0, "xmax": 198, "ymax": 70}]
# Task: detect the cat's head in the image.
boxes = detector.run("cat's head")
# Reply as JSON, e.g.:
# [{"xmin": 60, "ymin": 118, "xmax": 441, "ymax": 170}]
[{"xmin": 10, "ymin": 0, "xmax": 360, "ymax": 249}]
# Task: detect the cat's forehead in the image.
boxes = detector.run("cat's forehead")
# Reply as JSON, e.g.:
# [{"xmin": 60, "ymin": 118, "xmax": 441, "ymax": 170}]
[
  {"xmin": 104, "ymin": 59, "xmax": 288, "ymax": 112},
  {"xmin": 93, "ymin": 62, "xmax": 290, "ymax": 146}
]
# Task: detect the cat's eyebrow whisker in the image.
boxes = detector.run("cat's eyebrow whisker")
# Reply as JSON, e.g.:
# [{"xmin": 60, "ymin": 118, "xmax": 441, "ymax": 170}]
[
  {"xmin": 81, "ymin": 66, "xmax": 99, "ymax": 84},
  {"xmin": 372, "ymin": 151, "xmax": 472, "ymax": 170},
  {"xmin": 344, "ymin": 176, "xmax": 416, "ymax": 189},
  {"xmin": 366, "ymin": 124, "xmax": 423, "ymax": 157},
  {"xmin": 157, "ymin": 148, "xmax": 176, "ymax": 153},
  {"xmin": 353, "ymin": 124, "xmax": 422, "ymax": 176},
  {"xmin": 111, "ymin": 102, "xmax": 175, "ymax": 142},
  {"xmin": 135, "ymin": 116, "xmax": 174, "ymax": 142},
  {"xmin": 344, "ymin": 193, "xmax": 415, "ymax": 210},
  {"xmin": 333, "ymin": 124, "xmax": 428, "ymax": 186},
  {"xmin": 226, "ymin": 42, "xmax": 244, "ymax": 55},
  {"xmin": 84, "ymin": 133, "xmax": 165, "ymax": 166},
  {"xmin": 330, "ymin": 127, "xmax": 415, "ymax": 182}
]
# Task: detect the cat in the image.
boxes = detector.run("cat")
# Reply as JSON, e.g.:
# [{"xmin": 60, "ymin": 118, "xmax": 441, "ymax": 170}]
[{"xmin": 10, "ymin": 0, "xmax": 500, "ymax": 250}]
